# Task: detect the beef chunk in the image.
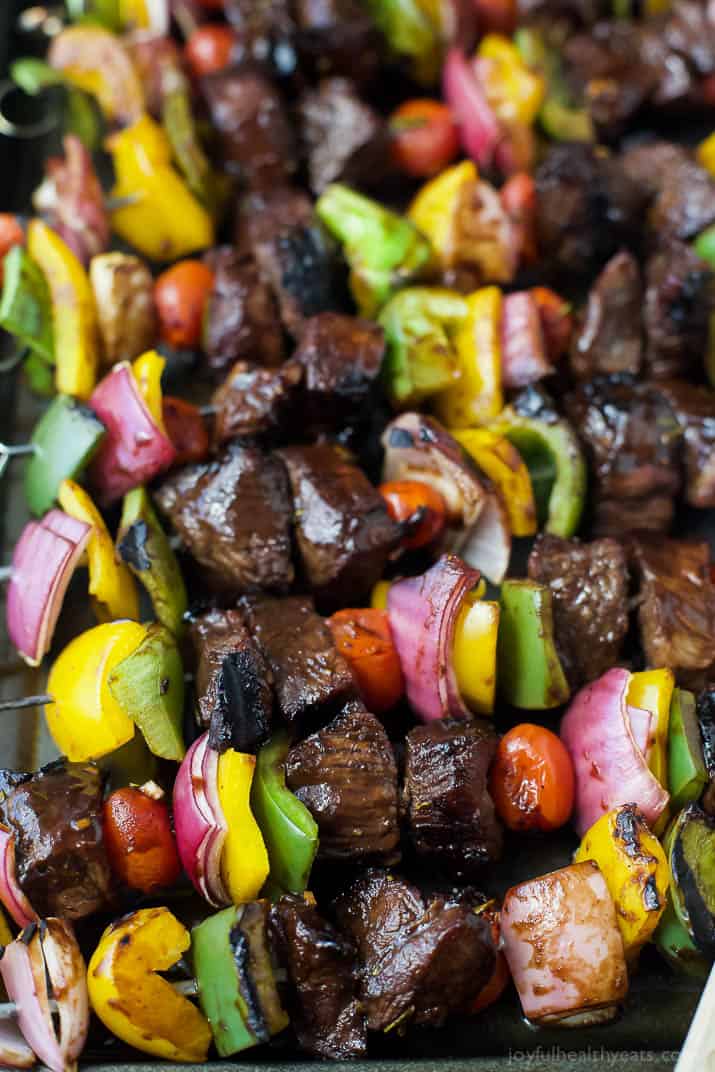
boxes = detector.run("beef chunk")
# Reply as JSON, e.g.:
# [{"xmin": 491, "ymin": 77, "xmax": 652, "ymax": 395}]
[
  {"xmin": 292, "ymin": 313, "xmax": 384, "ymax": 435},
  {"xmin": 285, "ymin": 700, "xmax": 400, "ymax": 862},
  {"xmin": 528, "ymin": 534, "xmax": 629, "ymax": 688},
  {"xmin": 271, "ymin": 895, "xmax": 366, "ymax": 1059},
  {"xmin": 202, "ymin": 68, "xmax": 296, "ymax": 191},
  {"xmin": 334, "ymin": 870, "xmax": 495, "ymax": 1031},
  {"xmin": 569, "ymin": 250, "xmax": 642, "ymax": 380},
  {"xmin": 278, "ymin": 444, "xmax": 398, "ymax": 609},
  {"xmin": 212, "ymin": 361, "xmax": 303, "ymax": 444},
  {"xmin": 403, "ymin": 719, "xmax": 502, "ymax": 876},
  {"xmin": 294, "ymin": 0, "xmax": 382, "ymax": 85},
  {"xmin": 535, "ymin": 144, "xmax": 644, "ymax": 279},
  {"xmin": 241, "ymin": 594, "xmax": 356, "ymax": 728},
  {"xmin": 2, "ymin": 760, "xmax": 110, "ymax": 920},
  {"xmin": 664, "ymin": 0, "xmax": 715, "ymax": 77},
  {"xmin": 244, "ymin": 188, "xmax": 347, "ymax": 337},
  {"xmin": 223, "ymin": 0, "xmax": 295, "ymax": 67},
  {"xmin": 657, "ymin": 381, "xmax": 715, "ymax": 508},
  {"xmin": 299, "ymin": 78, "xmax": 389, "ymax": 195},
  {"xmin": 188, "ymin": 607, "xmax": 273, "ymax": 752},
  {"xmin": 155, "ymin": 443, "xmax": 294, "ymax": 595},
  {"xmin": 621, "ymin": 142, "xmax": 715, "ymax": 241},
  {"xmin": 632, "ymin": 537, "xmax": 715, "ymax": 673},
  {"xmin": 643, "ymin": 241, "xmax": 714, "ymax": 380},
  {"xmin": 565, "ymin": 375, "xmax": 681, "ymax": 536},
  {"xmin": 202, "ymin": 248, "xmax": 284, "ymax": 377}
]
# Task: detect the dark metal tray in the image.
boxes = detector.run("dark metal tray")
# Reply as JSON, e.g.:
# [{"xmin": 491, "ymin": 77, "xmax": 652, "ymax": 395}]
[{"xmin": 0, "ymin": 2, "xmax": 705, "ymax": 1067}]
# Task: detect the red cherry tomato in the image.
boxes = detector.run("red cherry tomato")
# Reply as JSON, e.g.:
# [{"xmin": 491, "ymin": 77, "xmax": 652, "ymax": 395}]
[
  {"xmin": 379, "ymin": 479, "xmax": 447, "ymax": 551},
  {"xmin": 531, "ymin": 286, "xmax": 573, "ymax": 361},
  {"xmin": 390, "ymin": 100, "xmax": 460, "ymax": 179},
  {"xmin": 0, "ymin": 214, "xmax": 24, "ymax": 285},
  {"xmin": 489, "ymin": 723, "xmax": 575, "ymax": 833},
  {"xmin": 472, "ymin": 905, "xmax": 510, "ymax": 1013},
  {"xmin": 103, "ymin": 786, "xmax": 182, "ymax": 894},
  {"xmin": 154, "ymin": 259, "xmax": 214, "ymax": 349},
  {"xmin": 500, "ymin": 172, "xmax": 537, "ymax": 264},
  {"xmin": 327, "ymin": 608, "xmax": 404, "ymax": 714},
  {"xmin": 185, "ymin": 25, "xmax": 237, "ymax": 77},
  {"xmin": 162, "ymin": 396, "xmax": 209, "ymax": 466}
]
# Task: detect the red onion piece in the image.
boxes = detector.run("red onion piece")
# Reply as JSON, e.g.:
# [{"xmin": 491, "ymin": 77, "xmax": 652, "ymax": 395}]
[
  {"xmin": 88, "ymin": 362, "xmax": 176, "ymax": 506},
  {"xmin": 173, "ymin": 732, "xmax": 229, "ymax": 907},
  {"xmin": 5, "ymin": 510, "xmax": 91, "ymax": 667},
  {"xmin": 560, "ymin": 668, "xmax": 670, "ymax": 838},
  {"xmin": 443, "ymin": 49, "xmax": 501, "ymax": 168},
  {"xmin": 40, "ymin": 919, "xmax": 89, "ymax": 1065},
  {"xmin": 0, "ymin": 827, "xmax": 36, "ymax": 929},
  {"xmin": 501, "ymin": 860, "xmax": 628, "ymax": 1024},
  {"xmin": 0, "ymin": 928, "xmax": 63, "ymax": 1072},
  {"xmin": 0, "ymin": 1017, "xmax": 34, "ymax": 1069},
  {"xmin": 500, "ymin": 291, "xmax": 554, "ymax": 390},
  {"xmin": 459, "ymin": 489, "xmax": 511, "ymax": 584},
  {"xmin": 387, "ymin": 554, "xmax": 479, "ymax": 723}
]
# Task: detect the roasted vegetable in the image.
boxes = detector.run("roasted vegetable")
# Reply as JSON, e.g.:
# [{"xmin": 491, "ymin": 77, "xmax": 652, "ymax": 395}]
[
  {"xmin": 669, "ymin": 689, "xmax": 708, "ymax": 811},
  {"xmin": 452, "ymin": 594, "xmax": 500, "ymax": 716},
  {"xmin": 667, "ymin": 804, "xmax": 715, "ymax": 957},
  {"xmin": 90, "ymin": 252, "xmax": 157, "ymax": 367},
  {"xmin": 25, "ymin": 396, "xmax": 105, "ymax": 518},
  {"xmin": 217, "ymin": 749, "xmax": 270, "ymax": 905},
  {"xmin": 379, "ymin": 287, "xmax": 465, "ymax": 408},
  {"xmin": 434, "ymin": 286, "xmax": 504, "ymax": 427},
  {"xmin": 48, "ymin": 25, "xmax": 144, "ymax": 125},
  {"xmin": 497, "ymin": 580, "xmax": 570, "ymax": 710},
  {"xmin": 627, "ymin": 669, "xmax": 675, "ymax": 793}
]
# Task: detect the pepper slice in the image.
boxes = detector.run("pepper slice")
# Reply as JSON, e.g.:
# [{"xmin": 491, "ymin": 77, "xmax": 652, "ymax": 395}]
[
  {"xmin": 379, "ymin": 287, "xmax": 466, "ymax": 408},
  {"xmin": 117, "ymin": 486, "xmax": 188, "ymax": 637},
  {"xmin": 654, "ymin": 896, "xmax": 710, "ymax": 978},
  {"xmin": 477, "ymin": 34, "xmax": 545, "ymax": 127},
  {"xmin": 251, "ymin": 733, "xmax": 319, "ymax": 896},
  {"xmin": 497, "ymin": 579, "xmax": 569, "ymax": 709},
  {"xmin": 452, "ymin": 595, "xmax": 500, "ymax": 716},
  {"xmin": 669, "ymin": 689, "xmax": 709, "ymax": 811},
  {"xmin": 452, "ymin": 427, "xmax": 537, "ymax": 537},
  {"xmin": 24, "ymin": 395, "xmax": 105, "ymax": 518},
  {"xmin": 434, "ymin": 286, "xmax": 504, "ymax": 427},
  {"xmin": 88, "ymin": 907, "xmax": 211, "ymax": 1062},
  {"xmin": 627, "ymin": 668, "xmax": 675, "ymax": 791},
  {"xmin": 58, "ymin": 478, "xmax": 139, "ymax": 622},
  {"xmin": 132, "ymin": 350, "xmax": 167, "ymax": 433},
  {"xmin": 217, "ymin": 749, "xmax": 270, "ymax": 905},
  {"xmin": 0, "ymin": 246, "xmax": 54, "ymax": 368},
  {"xmin": 27, "ymin": 219, "xmax": 100, "ymax": 400}
]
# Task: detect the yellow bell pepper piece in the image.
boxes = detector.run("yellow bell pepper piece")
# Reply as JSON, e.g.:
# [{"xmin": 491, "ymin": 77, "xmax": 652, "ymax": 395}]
[
  {"xmin": 46, "ymin": 620, "xmax": 147, "ymax": 762},
  {"xmin": 58, "ymin": 479, "xmax": 140, "ymax": 623},
  {"xmin": 107, "ymin": 116, "xmax": 214, "ymax": 262},
  {"xmin": 476, "ymin": 34, "xmax": 545, "ymax": 127},
  {"xmin": 453, "ymin": 594, "xmax": 500, "ymax": 715},
  {"xmin": 88, "ymin": 907, "xmax": 211, "ymax": 1063},
  {"xmin": 452, "ymin": 427, "xmax": 537, "ymax": 536},
  {"xmin": 697, "ymin": 132, "xmax": 715, "ymax": 178},
  {"xmin": 133, "ymin": 350, "xmax": 167, "ymax": 431},
  {"xmin": 574, "ymin": 804, "xmax": 669, "ymax": 958},
  {"xmin": 0, "ymin": 907, "xmax": 13, "ymax": 947},
  {"xmin": 27, "ymin": 219, "xmax": 99, "ymax": 400},
  {"xmin": 48, "ymin": 26, "xmax": 145, "ymax": 126},
  {"xmin": 408, "ymin": 161, "xmax": 477, "ymax": 268},
  {"xmin": 434, "ymin": 286, "xmax": 503, "ymax": 427},
  {"xmin": 217, "ymin": 749, "xmax": 270, "ymax": 904},
  {"xmin": 371, "ymin": 580, "xmax": 392, "ymax": 611},
  {"xmin": 627, "ymin": 668, "xmax": 675, "ymax": 790}
]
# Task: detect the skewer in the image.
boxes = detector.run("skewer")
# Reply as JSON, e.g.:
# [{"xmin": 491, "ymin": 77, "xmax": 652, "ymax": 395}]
[
  {"xmin": 0, "ymin": 444, "xmax": 35, "ymax": 481},
  {"xmin": 0, "ymin": 696, "xmax": 53, "ymax": 712}
]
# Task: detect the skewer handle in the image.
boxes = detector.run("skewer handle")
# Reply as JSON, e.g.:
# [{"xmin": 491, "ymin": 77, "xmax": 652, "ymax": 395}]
[{"xmin": 676, "ymin": 962, "xmax": 715, "ymax": 1072}]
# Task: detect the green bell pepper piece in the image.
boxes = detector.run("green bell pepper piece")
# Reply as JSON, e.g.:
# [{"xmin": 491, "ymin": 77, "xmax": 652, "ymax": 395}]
[
  {"xmin": 364, "ymin": 0, "xmax": 440, "ymax": 85},
  {"xmin": 251, "ymin": 732, "xmax": 319, "ymax": 896},
  {"xmin": 24, "ymin": 393, "xmax": 106, "ymax": 517},
  {"xmin": 163, "ymin": 86, "xmax": 222, "ymax": 212},
  {"xmin": 669, "ymin": 689, "xmax": 708, "ymax": 811},
  {"xmin": 667, "ymin": 803, "xmax": 715, "ymax": 956},
  {"xmin": 10, "ymin": 58, "xmax": 64, "ymax": 95},
  {"xmin": 514, "ymin": 28, "xmax": 594, "ymax": 143},
  {"xmin": 378, "ymin": 287, "xmax": 467, "ymax": 409},
  {"xmin": 0, "ymin": 246, "xmax": 54, "ymax": 366},
  {"xmin": 497, "ymin": 579, "xmax": 570, "ymax": 710},
  {"xmin": 694, "ymin": 224, "xmax": 715, "ymax": 269},
  {"xmin": 108, "ymin": 623, "xmax": 185, "ymax": 762},
  {"xmin": 316, "ymin": 184, "xmax": 432, "ymax": 318},
  {"xmin": 117, "ymin": 486, "xmax": 188, "ymax": 637},
  {"xmin": 654, "ymin": 895, "xmax": 710, "ymax": 979}
]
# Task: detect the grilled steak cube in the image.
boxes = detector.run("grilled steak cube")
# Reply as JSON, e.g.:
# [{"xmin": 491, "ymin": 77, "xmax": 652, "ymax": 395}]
[
  {"xmin": 403, "ymin": 719, "xmax": 502, "ymax": 876},
  {"xmin": 189, "ymin": 607, "xmax": 273, "ymax": 752},
  {"xmin": 621, "ymin": 141, "xmax": 715, "ymax": 241},
  {"xmin": 294, "ymin": 0, "xmax": 381, "ymax": 85},
  {"xmin": 569, "ymin": 250, "xmax": 643, "ymax": 380},
  {"xmin": 241, "ymin": 594, "xmax": 356, "ymax": 728},
  {"xmin": 656, "ymin": 381, "xmax": 715, "ymax": 509},
  {"xmin": 334, "ymin": 869, "xmax": 495, "ymax": 1031},
  {"xmin": 643, "ymin": 241, "xmax": 714, "ymax": 380},
  {"xmin": 212, "ymin": 361, "xmax": 303, "ymax": 444},
  {"xmin": 285, "ymin": 700, "xmax": 400, "ymax": 862},
  {"xmin": 155, "ymin": 443, "xmax": 294, "ymax": 596},
  {"xmin": 565, "ymin": 374, "xmax": 681, "ymax": 536},
  {"xmin": 528, "ymin": 534, "xmax": 629, "ymax": 688},
  {"xmin": 271, "ymin": 894, "xmax": 366, "ymax": 1059},
  {"xmin": 278, "ymin": 444, "xmax": 399, "ymax": 610},
  {"xmin": 2, "ymin": 760, "xmax": 110, "ymax": 920},
  {"xmin": 632, "ymin": 537, "xmax": 715, "ymax": 674}
]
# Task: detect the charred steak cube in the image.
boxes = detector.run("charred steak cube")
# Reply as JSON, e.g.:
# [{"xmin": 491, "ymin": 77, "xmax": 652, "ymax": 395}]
[
  {"xmin": 334, "ymin": 869, "xmax": 495, "ymax": 1031},
  {"xmin": 621, "ymin": 141, "xmax": 715, "ymax": 241},
  {"xmin": 241, "ymin": 594, "xmax": 356, "ymax": 728},
  {"xmin": 528, "ymin": 534, "xmax": 629, "ymax": 689},
  {"xmin": 270, "ymin": 894, "xmax": 367, "ymax": 1059},
  {"xmin": 155, "ymin": 443, "xmax": 294, "ymax": 596},
  {"xmin": 656, "ymin": 381, "xmax": 715, "ymax": 509},
  {"xmin": 294, "ymin": 0, "xmax": 382, "ymax": 85},
  {"xmin": 188, "ymin": 607, "xmax": 273, "ymax": 752},
  {"xmin": 569, "ymin": 250, "xmax": 642, "ymax": 380},
  {"xmin": 212, "ymin": 361, "xmax": 303, "ymax": 444},
  {"xmin": 632, "ymin": 537, "xmax": 715, "ymax": 674},
  {"xmin": 278, "ymin": 444, "xmax": 399, "ymax": 610},
  {"xmin": 643, "ymin": 241, "xmax": 714, "ymax": 381},
  {"xmin": 285, "ymin": 700, "xmax": 400, "ymax": 863},
  {"xmin": 1, "ymin": 760, "xmax": 110, "ymax": 920},
  {"xmin": 403, "ymin": 719, "xmax": 502, "ymax": 876}
]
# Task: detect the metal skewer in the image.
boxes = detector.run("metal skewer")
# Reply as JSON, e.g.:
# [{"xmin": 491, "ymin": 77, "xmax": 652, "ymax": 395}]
[
  {"xmin": 0, "ymin": 444, "xmax": 35, "ymax": 481},
  {"xmin": 0, "ymin": 696, "xmax": 53, "ymax": 712}
]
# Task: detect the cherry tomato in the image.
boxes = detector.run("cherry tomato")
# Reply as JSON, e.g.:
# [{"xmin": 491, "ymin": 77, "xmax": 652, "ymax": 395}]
[
  {"xmin": 0, "ymin": 214, "xmax": 24, "ymax": 285},
  {"xmin": 390, "ymin": 100, "xmax": 460, "ymax": 179},
  {"xmin": 379, "ymin": 479, "xmax": 447, "ymax": 551},
  {"xmin": 104, "ymin": 786, "xmax": 182, "ymax": 894},
  {"xmin": 531, "ymin": 286, "xmax": 573, "ymax": 361},
  {"xmin": 154, "ymin": 260, "xmax": 214, "ymax": 350},
  {"xmin": 327, "ymin": 608, "xmax": 404, "ymax": 714},
  {"xmin": 185, "ymin": 25, "xmax": 237, "ymax": 77},
  {"xmin": 500, "ymin": 172, "xmax": 537, "ymax": 264},
  {"xmin": 489, "ymin": 723, "xmax": 575, "ymax": 833},
  {"xmin": 472, "ymin": 905, "xmax": 510, "ymax": 1013},
  {"xmin": 162, "ymin": 396, "xmax": 209, "ymax": 465}
]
